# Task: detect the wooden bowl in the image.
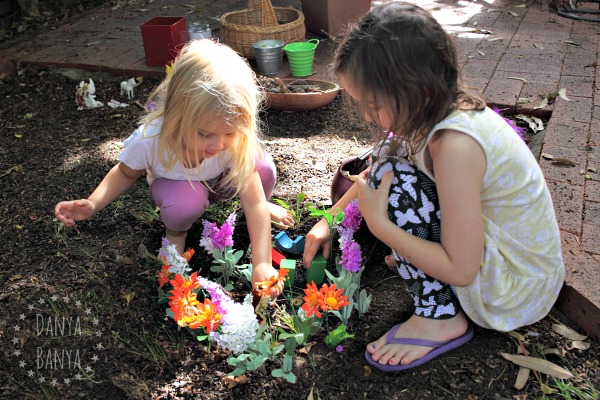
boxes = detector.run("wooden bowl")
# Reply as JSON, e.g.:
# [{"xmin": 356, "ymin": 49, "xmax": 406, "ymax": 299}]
[{"xmin": 265, "ymin": 79, "xmax": 340, "ymax": 112}]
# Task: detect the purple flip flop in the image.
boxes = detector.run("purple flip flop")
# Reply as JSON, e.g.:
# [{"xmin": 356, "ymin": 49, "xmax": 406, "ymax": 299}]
[{"xmin": 364, "ymin": 323, "xmax": 474, "ymax": 372}]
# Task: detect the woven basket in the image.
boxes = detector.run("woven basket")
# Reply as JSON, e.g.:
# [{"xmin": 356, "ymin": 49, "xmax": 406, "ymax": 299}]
[{"xmin": 221, "ymin": 0, "xmax": 305, "ymax": 59}]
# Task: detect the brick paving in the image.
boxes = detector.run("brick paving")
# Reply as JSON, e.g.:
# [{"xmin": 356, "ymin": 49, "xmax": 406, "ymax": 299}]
[{"xmin": 0, "ymin": 0, "xmax": 598, "ymax": 340}]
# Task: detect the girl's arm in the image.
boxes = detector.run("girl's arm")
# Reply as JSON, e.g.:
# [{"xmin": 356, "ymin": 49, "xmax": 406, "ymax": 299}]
[
  {"xmin": 239, "ymin": 171, "xmax": 282, "ymax": 297},
  {"xmin": 54, "ymin": 162, "xmax": 145, "ymax": 226},
  {"xmin": 357, "ymin": 130, "xmax": 485, "ymax": 287},
  {"xmin": 303, "ymin": 180, "xmax": 359, "ymax": 266}
]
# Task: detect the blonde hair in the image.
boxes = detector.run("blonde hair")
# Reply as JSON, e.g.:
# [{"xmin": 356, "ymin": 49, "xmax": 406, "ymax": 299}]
[{"xmin": 142, "ymin": 39, "xmax": 265, "ymax": 196}]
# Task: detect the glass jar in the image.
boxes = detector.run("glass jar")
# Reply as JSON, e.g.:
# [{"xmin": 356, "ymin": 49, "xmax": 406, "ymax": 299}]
[{"xmin": 188, "ymin": 22, "xmax": 212, "ymax": 40}]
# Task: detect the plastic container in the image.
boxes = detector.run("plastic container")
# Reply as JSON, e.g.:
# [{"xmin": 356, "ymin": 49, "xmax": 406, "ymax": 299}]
[
  {"xmin": 283, "ymin": 39, "xmax": 319, "ymax": 77},
  {"xmin": 141, "ymin": 16, "xmax": 189, "ymax": 67},
  {"xmin": 252, "ymin": 39, "xmax": 284, "ymax": 75},
  {"xmin": 188, "ymin": 21, "xmax": 212, "ymax": 40}
]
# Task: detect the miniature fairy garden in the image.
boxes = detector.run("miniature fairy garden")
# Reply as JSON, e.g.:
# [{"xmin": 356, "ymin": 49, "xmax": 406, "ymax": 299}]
[{"xmin": 0, "ymin": 62, "xmax": 598, "ymax": 400}]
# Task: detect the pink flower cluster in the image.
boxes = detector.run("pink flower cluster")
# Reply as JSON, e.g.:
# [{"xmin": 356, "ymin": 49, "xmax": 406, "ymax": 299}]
[
  {"xmin": 337, "ymin": 199, "xmax": 363, "ymax": 273},
  {"xmin": 200, "ymin": 213, "xmax": 237, "ymax": 252}
]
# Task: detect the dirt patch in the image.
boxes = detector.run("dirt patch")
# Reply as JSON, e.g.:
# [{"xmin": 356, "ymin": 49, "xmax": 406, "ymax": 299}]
[{"xmin": 0, "ymin": 63, "xmax": 597, "ymax": 399}]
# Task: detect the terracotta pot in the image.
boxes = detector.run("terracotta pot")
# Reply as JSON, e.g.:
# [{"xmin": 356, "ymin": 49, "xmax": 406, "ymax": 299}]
[
  {"xmin": 330, "ymin": 148, "xmax": 372, "ymax": 204},
  {"xmin": 300, "ymin": 0, "xmax": 372, "ymax": 37},
  {"xmin": 266, "ymin": 79, "xmax": 340, "ymax": 112}
]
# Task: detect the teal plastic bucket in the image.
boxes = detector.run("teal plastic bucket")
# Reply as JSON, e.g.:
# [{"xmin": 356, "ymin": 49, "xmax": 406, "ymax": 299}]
[{"xmin": 283, "ymin": 39, "xmax": 319, "ymax": 77}]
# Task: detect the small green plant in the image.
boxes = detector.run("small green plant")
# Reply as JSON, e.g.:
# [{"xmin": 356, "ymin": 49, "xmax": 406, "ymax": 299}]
[
  {"xmin": 52, "ymin": 219, "xmax": 68, "ymax": 246},
  {"xmin": 227, "ymin": 325, "xmax": 301, "ymax": 383},
  {"xmin": 132, "ymin": 203, "xmax": 160, "ymax": 222},
  {"xmin": 274, "ymin": 192, "xmax": 308, "ymax": 225},
  {"xmin": 544, "ymin": 375, "xmax": 599, "ymax": 399}
]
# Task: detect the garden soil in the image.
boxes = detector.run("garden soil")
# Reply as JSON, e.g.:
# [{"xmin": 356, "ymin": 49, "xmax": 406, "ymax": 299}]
[{"xmin": 0, "ymin": 8, "xmax": 598, "ymax": 399}]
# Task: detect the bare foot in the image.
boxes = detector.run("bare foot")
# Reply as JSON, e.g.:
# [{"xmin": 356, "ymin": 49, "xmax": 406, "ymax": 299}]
[
  {"xmin": 267, "ymin": 202, "xmax": 295, "ymax": 229},
  {"xmin": 367, "ymin": 312, "xmax": 469, "ymax": 367}
]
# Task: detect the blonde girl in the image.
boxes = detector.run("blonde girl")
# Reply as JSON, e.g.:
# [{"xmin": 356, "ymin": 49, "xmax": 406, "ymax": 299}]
[
  {"xmin": 54, "ymin": 40, "xmax": 293, "ymax": 297},
  {"xmin": 303, "ymin": 2, "xmax": 564, "ymax": 371}
]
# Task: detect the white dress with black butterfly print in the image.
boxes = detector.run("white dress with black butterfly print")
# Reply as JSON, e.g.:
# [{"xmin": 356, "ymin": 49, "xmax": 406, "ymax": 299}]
[{"xmin": 414, "ymin": 107, "xmax": 565, "ymax": 331}]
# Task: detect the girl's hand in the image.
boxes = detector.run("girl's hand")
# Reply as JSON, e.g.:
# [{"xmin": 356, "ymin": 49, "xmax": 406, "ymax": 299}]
[
  {"xmin": 54, "ymin": 199, "xmax": 96, "ymax": 227},
  {"xmin": 356, "ymin": 169, "xmax": 393, "ymax": 231},
  {"xmin": 252, "ymin": 263, "xmax": 283, "ymax": 299},
  {"xmin": 303, "ymin": 218, "xmax": 332, "ymax": 267}
]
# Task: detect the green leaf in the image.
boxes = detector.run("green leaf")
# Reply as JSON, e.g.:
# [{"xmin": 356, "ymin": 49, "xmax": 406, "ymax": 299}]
[
  {"xmin": 273, "ymin": 198, "xmax": 291, "ymax": 211},
  {"xmin": 271, "ymin": 368, "xmax": 285, "ymax": 378},
  {"xmin": 324, "ymin": 324, "xmax": 355, "ymax": 348},
  {"xmin": 283, "ymin": 372, "xmax": 297, "ymax": 384}
]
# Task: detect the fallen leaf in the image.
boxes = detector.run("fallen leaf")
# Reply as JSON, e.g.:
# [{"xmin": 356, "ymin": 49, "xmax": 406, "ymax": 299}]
[
  {"xmin": 551, "ymin": 157, "xmax": 576, "ymax": 166},
  {"xmin": 500, "ymin": 353, "xmax": 574, "ymax": 379},
  {"xmin": 514, "ymin": 346, "xmax": 531, "ymax": 390},
  {"xmin": 120, "ymin": 290, "xmax": 136, "ymax": 305},
  {"xmin": 567, "ymin": 340, "xmax": 590, "ymax": 350},
  {"xmin": 557, "ymin": 88, "xmax": 572, "ymax": 102},
  {"xmin": 587, "ymin": 166, "xmax": 597, "ymax": 173},
  {"xmin": 15, "ymin": 134, "xmax": 22, "ymax": 138},
  {"xmin": 363, "ymin": 365, "xmax": 372, "ymax": 377},
  {"xmin": 542, "ymin": 347, "xmax": 567, "ymax": 357},
  {"xmin": 0, "ymin": 164, "xmax": 22, "ymax": 178},
  {"xmin": 507, "ymin": 76, "xmax": 527, "ymax": 82},
  {"xmin": 533, "ymin": 97, "xmax": 548, "ymax": 110},
  {"xmin": 509, "ymin": 11, "xmax": 519, "ymax": 16},
  {"xmin": 223, "ymin": 374, "xmax": 248, "ymax": 389},
  {"xmin": 533, "ymin": 43, "xmax": 545, "ymax": 50},
  {"xmin": 541, "ymin": 153, "xmax": 554, "ymax": 160},
  {"xmin": 508, "ymin": 331, "xmax": 526, "ymax": 341},
  {"xmin": 552, "ymin": 322, "xmax": 587, "ymax": 340},
  {"xmin": 564, "ymin": 40, "xmax": 582, "ymax": 47}
]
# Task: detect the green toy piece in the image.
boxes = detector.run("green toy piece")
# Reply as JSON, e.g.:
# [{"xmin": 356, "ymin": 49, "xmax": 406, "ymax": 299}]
[
  {"xmin": 280, "ymin": 259, "xmax": 296, "ymax": 289},
  {"xmin": 305, "ymin": 254, "xmax": 326, "ymax": 285}
]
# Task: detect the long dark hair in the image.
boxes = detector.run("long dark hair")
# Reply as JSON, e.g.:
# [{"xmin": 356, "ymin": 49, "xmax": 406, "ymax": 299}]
[{"xmin": 333, "ymin": 2, "xmax": 485, "ymax": 155}]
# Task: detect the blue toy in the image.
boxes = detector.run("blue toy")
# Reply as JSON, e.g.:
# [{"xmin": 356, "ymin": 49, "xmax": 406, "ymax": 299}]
[{"xmin": 273, "ymin": 231, "xmax": 305, "ymax": 255}]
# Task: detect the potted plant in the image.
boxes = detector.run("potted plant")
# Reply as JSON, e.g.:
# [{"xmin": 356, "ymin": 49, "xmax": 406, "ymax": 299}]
[{"xmin": 300, "ymin": 0, "xmax": 372, "ymax": 38}]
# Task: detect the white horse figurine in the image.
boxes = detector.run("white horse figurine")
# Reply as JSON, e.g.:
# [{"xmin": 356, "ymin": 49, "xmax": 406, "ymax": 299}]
[{"xmin": 120, "ymin": 77, "xmax": 142, "ymax": 99}]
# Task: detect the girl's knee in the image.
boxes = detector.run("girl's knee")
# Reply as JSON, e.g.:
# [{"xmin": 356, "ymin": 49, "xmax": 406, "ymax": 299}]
[{"xmin": 256, "ymin": 152, "xmax": 276, "ymax": 197}]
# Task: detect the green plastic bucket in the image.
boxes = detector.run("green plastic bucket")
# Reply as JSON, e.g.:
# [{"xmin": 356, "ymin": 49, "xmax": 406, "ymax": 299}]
[{"xmin": 283, "ymin": 39, "xmax": 319, "ymax": 77}]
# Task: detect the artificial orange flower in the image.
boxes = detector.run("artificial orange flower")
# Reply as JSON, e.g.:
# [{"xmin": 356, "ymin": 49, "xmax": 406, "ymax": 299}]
[
  {"xmin": 255, "ymin": 268, "xmax": 289, "ymax": 297},
  {"xmin": 157, "ymin": 264, "xmax": 171, "ymax": 288},
  {"xmin": 318, "ymin": 283, "xmax": 349, "ymax": 312},
  {"xmin": 168, "ymin": 289, "xmax": 200, "ymax": 326},
  {"xmin": 181, "ymin": 248, "xmax": 195, "ymax": 262},
  {"xmin": 301, "ymin": 282, "xmax": 322, "ymax": 318},
  {"xmin": 187, "ymin": 298, "xmax": 222, "ymax": 332},
  {"xmin": 169, "ymin": 271, "xmax": 200, "ymax": 295}
]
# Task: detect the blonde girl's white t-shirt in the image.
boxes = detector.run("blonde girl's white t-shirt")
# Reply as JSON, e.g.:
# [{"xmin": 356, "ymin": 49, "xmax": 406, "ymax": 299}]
[
  {"xmin": 414, "ymin": 107, "xmax": 565, "ymax": 331},
  {"xmin": 118, "ymin": 120, "xmax": 232, "ymax": 185}
]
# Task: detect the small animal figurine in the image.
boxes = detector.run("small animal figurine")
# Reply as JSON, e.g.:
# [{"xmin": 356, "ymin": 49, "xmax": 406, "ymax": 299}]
[
  {"xmin": 120, "ymin": 77, "xmax": 142, "ymax": 99},
  {"xmin": 273, "ymin": 231, "xmax": 305, "ymax": 255},
  {"xmin": 77, "ymin": 78, "xmax": 103, "ymax": 110}
]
